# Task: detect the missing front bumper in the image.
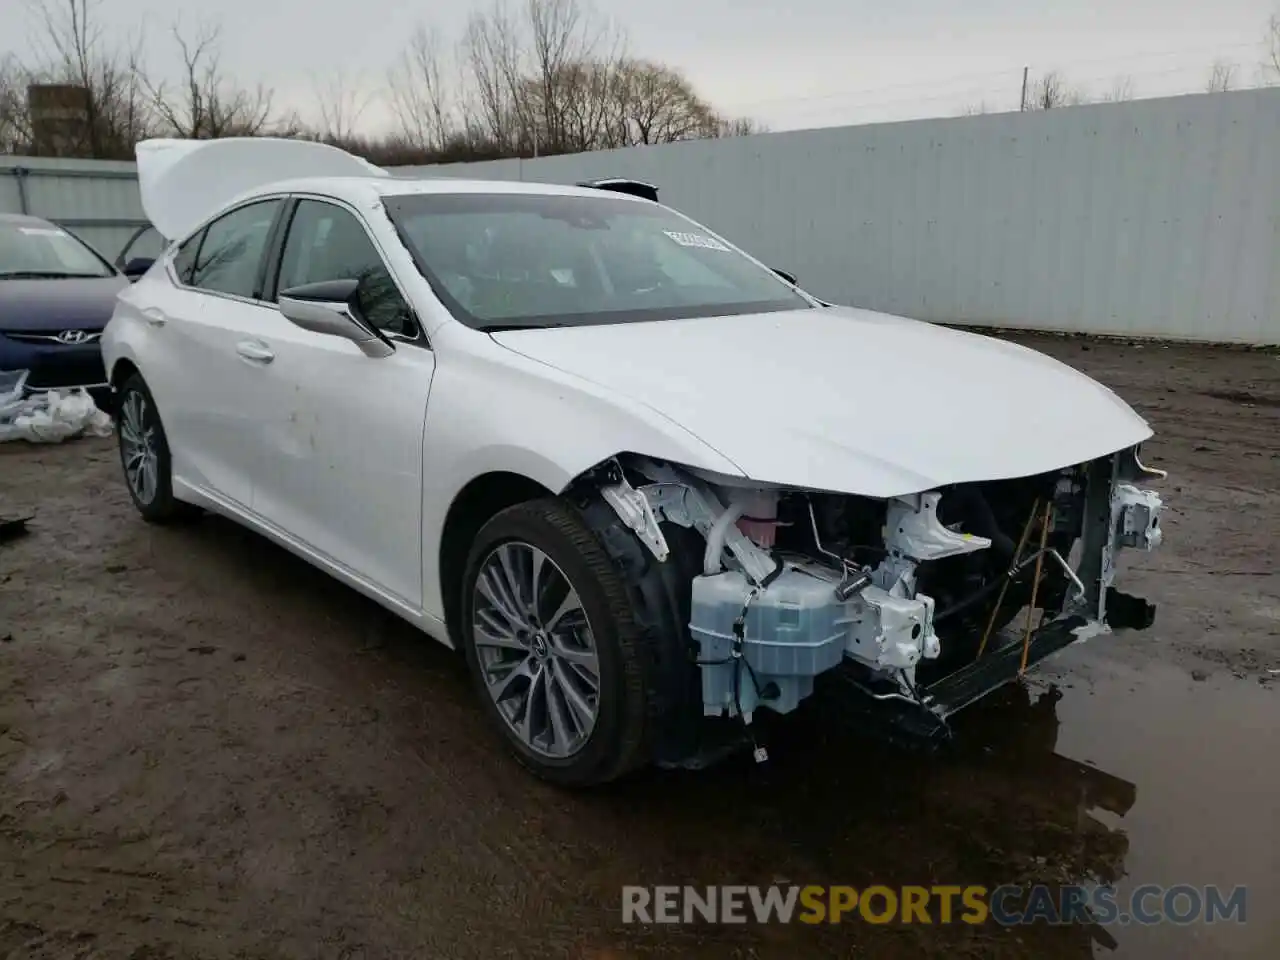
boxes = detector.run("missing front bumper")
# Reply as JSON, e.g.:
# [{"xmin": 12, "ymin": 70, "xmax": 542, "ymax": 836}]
[
  {"xmin": 876, "ymin": 590, "xmax": 1155, "ymax": 737},
  {"xmin": 922, "ymin": 616, "xmax": 1091, "ymax": 720}
]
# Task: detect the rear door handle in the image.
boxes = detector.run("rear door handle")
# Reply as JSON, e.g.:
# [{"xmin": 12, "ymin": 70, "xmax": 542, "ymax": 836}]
[
  {"xmin": 141, "ymin": 307, "xmax": 167, "ymax": 327},
  {"xmin": 235, "ymin": 340, "xmax": 275, "ymax": 364}
]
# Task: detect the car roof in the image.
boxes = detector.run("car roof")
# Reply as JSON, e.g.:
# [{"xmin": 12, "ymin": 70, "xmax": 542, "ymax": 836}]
[
  {"xmin": 169, "ymin": 176, "xmax": 660, "ymax": 247},
  {"xmin": 133, "ymin": 137, "xmax": 660, "ymax": 242},
  {"xmin": 243, "ymin": 175, "xmax": 650, "ymax": 208},
  {"xmin": 135, "ymin": 137, "xmax": 659, "ymax": 241},
  {"xmin": 0, "ymin": 212, "xmax": 57, "ymax": 228},
  {"xmin": 244, "ymin": 175, "xmax": 653, "ymax": 206}
]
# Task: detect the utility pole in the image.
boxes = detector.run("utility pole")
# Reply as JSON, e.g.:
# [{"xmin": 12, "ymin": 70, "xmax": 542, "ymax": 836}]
[{"xmin": 1020, "ymin": 66, "xmax": 1029, "ymax": 111}]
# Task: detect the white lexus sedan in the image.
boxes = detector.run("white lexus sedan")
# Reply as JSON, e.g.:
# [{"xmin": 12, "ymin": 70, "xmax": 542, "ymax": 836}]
[{"xmin": 103, "ymin": 137, "xmax": 1167, "ymax": 785}]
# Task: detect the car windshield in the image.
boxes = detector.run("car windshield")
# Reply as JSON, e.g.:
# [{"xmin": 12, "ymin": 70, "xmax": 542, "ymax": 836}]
[
  {"xmin": 0, "ymin": 221, "xmax": 115, "ymax": 279},
  {"xmin": 383, "ymin": 192, "xmax": 811, "ymax": 330}
]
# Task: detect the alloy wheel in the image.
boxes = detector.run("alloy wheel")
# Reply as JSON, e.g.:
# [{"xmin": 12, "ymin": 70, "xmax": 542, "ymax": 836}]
[
  {"xmin": 119, "ymin": 389, "xmax": 159, "ymax": 505},
  {"xmin": 471, "ymin": 541, "xmax": 601, "ymax": 759}
]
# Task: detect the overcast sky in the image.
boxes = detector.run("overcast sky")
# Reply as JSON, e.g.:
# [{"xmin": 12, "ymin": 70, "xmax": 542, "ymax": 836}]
[{"xmin": 3, "ymin": 0, "xmax": 1276, "ymax": 133}]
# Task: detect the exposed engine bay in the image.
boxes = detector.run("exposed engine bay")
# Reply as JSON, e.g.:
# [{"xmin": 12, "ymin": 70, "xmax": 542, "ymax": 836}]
[{"xmin": 589, "ymin": 448, "xmax": 1165, "ymax": 742}]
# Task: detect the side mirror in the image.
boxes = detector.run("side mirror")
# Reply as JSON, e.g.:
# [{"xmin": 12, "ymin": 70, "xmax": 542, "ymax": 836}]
[
  {"xmin": 772, "ymin": 267, "xmax": 798, "ymax": 286},
  {"xmin": 122, "ymin": 257, "xmax": 154, "ymax": 280},
  {"xmin": 278, "ymin": 279, "xmax": 394, "ymax": 358}
]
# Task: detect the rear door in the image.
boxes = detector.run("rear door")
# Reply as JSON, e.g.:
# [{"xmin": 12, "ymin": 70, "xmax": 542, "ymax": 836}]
[
  {"xmin": 148, "ymin": 197, "xmax": 286, "ymax": 508},
  {"xmin": 247, "ymin": 197, "xmax": 436, "ymax": 608}
]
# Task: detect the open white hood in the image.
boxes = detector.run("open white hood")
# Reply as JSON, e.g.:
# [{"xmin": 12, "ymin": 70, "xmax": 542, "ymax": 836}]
[
  {"xmin": 491, "ymin": 306, "xmax": 1153, "ymax": 497},
  {"xmin": 135, "ymin": 137, "xmax": 388, "ymax": 242}
]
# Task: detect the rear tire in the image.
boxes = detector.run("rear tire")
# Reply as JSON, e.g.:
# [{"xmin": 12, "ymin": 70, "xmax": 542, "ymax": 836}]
[
  {"xmin": 116, "ymin": 373, "xmax": 200, "ymax": 525},
  {"xmin": 459, "ymin": 498, "xmax": 651, "ymax": 787}
]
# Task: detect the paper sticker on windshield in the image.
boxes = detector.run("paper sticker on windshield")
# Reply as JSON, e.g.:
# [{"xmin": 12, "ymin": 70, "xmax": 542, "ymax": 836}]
[
  {"xmin": 20, "ymin": 227, "xmax": 67, "ymax": 237},
  {"xmin": 663, "ymin": 230, "xmax": 730, "ymax": 252}
]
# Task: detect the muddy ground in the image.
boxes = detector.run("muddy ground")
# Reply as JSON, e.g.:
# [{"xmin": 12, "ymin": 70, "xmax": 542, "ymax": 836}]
[{"xmin": 1, "ymin": 334, "xmax": 1277, "ymax": 959}]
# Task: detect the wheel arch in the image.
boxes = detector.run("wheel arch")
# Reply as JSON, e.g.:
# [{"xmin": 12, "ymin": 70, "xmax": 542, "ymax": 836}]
[
  {"xmin": 433, "ymin": 450, "xmax": 657, "ymax": 645},
  {"xmin": 437, "ymin": 454, "xmax": 720, "ymax": 771},
  {"xmin": 438, "ymin": 470, "xmax": 556, "ymax": 647},
  {"xmin": 109, "ymin": 356, "xmax": 141, "ymax": 389}
]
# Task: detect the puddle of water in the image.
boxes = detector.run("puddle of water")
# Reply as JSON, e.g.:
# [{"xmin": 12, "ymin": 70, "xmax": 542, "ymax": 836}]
[
  {"xmin": 1038, "ymin": 646, "xmax": 1279, "ymax": 959},
  {"xmin": 555, "ymin": 643, "xmax": 1277, "ymax": 959}
]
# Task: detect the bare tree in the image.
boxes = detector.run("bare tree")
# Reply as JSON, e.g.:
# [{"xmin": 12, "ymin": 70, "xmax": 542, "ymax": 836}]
[
  {"xmin": 516, "ymin": 59, "xmax": 605, "ymax": 150},
  {"xmin": 22, "ymin": 0, "xmax": 153, "ymax": 158},
  {"xmin": 603, "ymin": 60, "xmax": 717, "ymax": 146},
  {"xmin": 1266, "ymin": 13, "xmax": 1280, "ymax": 80},
  {"xmin": 1101, "ymin": 75, "xmax": 1135, "ymax": 102},
  {"xmin": 715, "ymin": 116, "xmax": 764, "ymax": 137},
  {"xmin": 313, "ymin": 69, "xmax": 372, "ymax": 142},
  {"xmin": 451, "ymin": 0, "xmax": 750, "ymax": 157},
  {"xmin": 462, "ymin": 2, "xmax": 532, "ymax": 151},
  {"xmin": 145, "ymin": 20, "xmax": 279, "ymax": 139},
  {"xmin": 525, "ymin": 0, "xmax": 624, "ymax": 153},
  {"xmin": 3, "ymin": 0, "xmax": 752, "ymax": 165},
  {"xmin": 1026, "ymin": 70, "xmax": 1085, "ymax": 110},
  {"xmin": 1206, "ymin": 59, "xmax": 1237, "ymax": 93},
  {"xmin": 387, "ymin": 25, "xmax": 457, "ymax": 152},
  {"xmin": 0, "ymin": 54, "xmax": 35, "ymax": 152},
  {"xmin": 459, "ymin": 0, "xmax": 632, "ymax": 155}
]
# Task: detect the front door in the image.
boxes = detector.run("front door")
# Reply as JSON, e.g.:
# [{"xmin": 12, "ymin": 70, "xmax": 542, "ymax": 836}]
[{"xmin": 248, "ymin": 198, "xmax": 435, "ymax": 608}]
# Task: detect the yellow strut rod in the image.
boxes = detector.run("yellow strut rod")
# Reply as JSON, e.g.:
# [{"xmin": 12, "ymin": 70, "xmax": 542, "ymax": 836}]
[
  {"xmin": 975, "ymin": 497, "xmax": 1041, "ymax": 661},
  {"xmin": 1019, "ymin": 501, "xmax": 1055, "ymax": 675}
]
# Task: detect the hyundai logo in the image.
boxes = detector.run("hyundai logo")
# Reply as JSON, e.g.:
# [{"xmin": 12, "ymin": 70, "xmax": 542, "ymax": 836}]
[{"xmin": 54, "ymin": 330, "xmax": 94, "ymax": 345}]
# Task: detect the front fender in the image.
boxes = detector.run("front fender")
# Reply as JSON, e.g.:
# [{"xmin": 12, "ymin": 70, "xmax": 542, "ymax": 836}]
[{"xmin": 418, "ymin": 334, "xmax": 745, "ymax": 621}]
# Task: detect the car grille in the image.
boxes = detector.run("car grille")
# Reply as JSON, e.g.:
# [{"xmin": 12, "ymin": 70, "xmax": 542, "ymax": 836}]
[
  {"xmin": 2, "ymin": 329, "xmax": 108, "ymax": 390},
  {"xmin": 2, "ymin": 330, "xmax": 102, "ymax": 345},
  {"xmin": 24, "ymin": 353, "xmax": 107, "ymax": 389}
]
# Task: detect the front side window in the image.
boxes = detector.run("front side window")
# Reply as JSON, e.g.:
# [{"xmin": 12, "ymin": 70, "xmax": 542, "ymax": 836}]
[
  {"xmin": 188, "ymin": 199, "xmax": 282, "ymax": 299},
  {"xmin": 383, "ymin": 192, "xmax": 810, "ymax": 330},
  {"xmin": 276, "ymin": 200, "xmax": 414, "ymax": 337},
  {"xmin": 0, "ymin": 220, "xmax": 115, "ymax": 279}
]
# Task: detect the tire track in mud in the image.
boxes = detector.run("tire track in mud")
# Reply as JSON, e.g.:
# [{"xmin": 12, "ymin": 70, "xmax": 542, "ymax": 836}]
[{"xmin": 0, "ymin": 459, "xmax": 603, "ymax": 953}]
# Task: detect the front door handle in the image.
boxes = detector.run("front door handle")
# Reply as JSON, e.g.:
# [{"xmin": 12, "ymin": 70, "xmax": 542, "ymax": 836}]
[
  {"xmin": 141, "ymin": 307, "xmax": 167, "ymax": 327},
  {"xmin": 236, "ymin": 340, "xmax": 275, "ymax": 364}
]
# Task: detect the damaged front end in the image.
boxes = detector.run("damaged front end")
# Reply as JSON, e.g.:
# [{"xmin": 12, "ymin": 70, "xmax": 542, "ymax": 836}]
[{"xmin": 590, "ymin": 448, "xmax": 1166, "ymax": 752}]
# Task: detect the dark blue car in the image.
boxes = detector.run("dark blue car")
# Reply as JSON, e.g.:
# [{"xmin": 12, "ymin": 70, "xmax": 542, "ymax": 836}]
[{"xmin": 0, "ymin": 212, "xmax": 131, "ymax": 407}]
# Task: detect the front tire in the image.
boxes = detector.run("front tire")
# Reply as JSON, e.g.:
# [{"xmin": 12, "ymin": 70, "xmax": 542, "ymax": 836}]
[
  {"xmin": 116, "ymin": 373, "xmax": 199, "ymax": 524},
  {"xmin": 460, "ymin": 499, "xmax": 651, "ymax": 787}
]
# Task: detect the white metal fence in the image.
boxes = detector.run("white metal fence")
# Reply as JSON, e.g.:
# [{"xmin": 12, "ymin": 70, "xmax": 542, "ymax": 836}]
[
  {"xmin": 3, "ymin": 88, "xmax": 1277, "ymax": 343},
  {"xmin": 0, "ymin": 155, "xmax": 157, "ymax": 264}
]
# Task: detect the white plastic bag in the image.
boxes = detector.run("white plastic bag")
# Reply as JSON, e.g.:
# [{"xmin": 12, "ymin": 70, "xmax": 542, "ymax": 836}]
[
  {"xmin": 0, "ymin": 369, "xmax": 28, "ymax": 418},
  {"xmin": 0, "ymin": 386, "xmax": 113, "ymax": 444}
]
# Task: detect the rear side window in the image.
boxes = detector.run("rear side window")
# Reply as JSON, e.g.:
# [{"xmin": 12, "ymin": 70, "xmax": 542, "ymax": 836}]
[
  {"xmin": 172, "ymin": 233, "xmax": 201, "ymax": 285},
  {"xmin": 188, "ymin": 199, "xmax": 283, "ymax": 299}
]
